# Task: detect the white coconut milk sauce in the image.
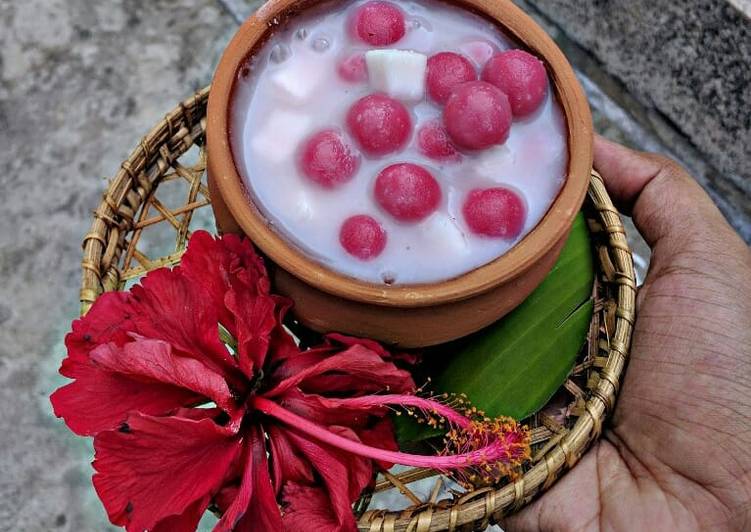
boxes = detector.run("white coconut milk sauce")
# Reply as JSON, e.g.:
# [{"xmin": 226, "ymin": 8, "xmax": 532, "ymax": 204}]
[{"xmin": 230, "ymin": 0, "xmax": 568, "ymax": 284}]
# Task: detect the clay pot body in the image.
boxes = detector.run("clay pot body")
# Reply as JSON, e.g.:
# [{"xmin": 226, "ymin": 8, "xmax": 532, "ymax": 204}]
[{"xmin": 206, "ymin": 0, "xmax": 593, "ymax": 347}]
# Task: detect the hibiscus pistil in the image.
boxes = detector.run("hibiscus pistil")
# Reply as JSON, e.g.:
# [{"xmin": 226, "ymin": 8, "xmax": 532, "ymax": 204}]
[{"xmin": 251, "ymin": 395, "xmax": 528, "ymax": 471}]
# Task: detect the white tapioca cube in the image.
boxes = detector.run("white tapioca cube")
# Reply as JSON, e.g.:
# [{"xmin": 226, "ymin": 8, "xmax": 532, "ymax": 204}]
[
  {"xmin": 270, "ymin": 60, "xmax": 325, "ymax": 105},
  {"xmin": 290, "ymin": 189, "xmax": 315, "ymax": 223},
  {"xmin": 420, "ymin": 213, "xmax": 470, "ymax": 255},
  {"xmin": 365, "ymin": 49, "xmax": 427, "ymax": 102},
  {"xmin": 474, "ymin": 145, "xmax": 516, "ymax": 181},
  {"xmin": 251, "ymin": 111, "xmax": 312, "ymax": 164},
  {"xmin": 269, "ymin": 186, "xmax": 316, "ymax": 227}
]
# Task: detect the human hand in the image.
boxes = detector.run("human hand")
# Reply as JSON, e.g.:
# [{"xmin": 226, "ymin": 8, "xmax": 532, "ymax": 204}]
[{"xmin": 502, "ymin": 136, "xmax": 751, "ymax": 531}]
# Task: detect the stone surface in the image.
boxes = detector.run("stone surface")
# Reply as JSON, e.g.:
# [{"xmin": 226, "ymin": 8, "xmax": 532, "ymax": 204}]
[
  {"xmin": 0, "ymin": 0, "xmax": 745, "ymax": 530},
  {"xmin": 516, "ymin": 0, "xmax": 751, "ymax": 240},
  {"xmin": 0, "ymin": 1, "xmax": 239, "ymax": 530}
]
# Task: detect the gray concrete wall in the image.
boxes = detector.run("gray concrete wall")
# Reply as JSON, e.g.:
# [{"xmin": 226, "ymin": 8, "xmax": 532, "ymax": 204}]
[
  {"xmin": 518, "ymin": 0, "xmax": 751, "ymax": 239},
  {"xmin": 0, "ymin": 1, "xmax": 238, "ymax": 530}
]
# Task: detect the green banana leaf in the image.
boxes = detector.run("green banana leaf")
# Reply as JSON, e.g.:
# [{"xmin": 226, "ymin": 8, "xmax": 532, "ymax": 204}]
[{"xmin": 396, "ymin": 213, "xmax": 594, "ymax": 445}]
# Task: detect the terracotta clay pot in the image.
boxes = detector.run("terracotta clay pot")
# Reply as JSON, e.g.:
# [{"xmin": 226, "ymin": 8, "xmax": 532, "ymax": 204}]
[{"xmin": 206, "ymin": 0, "xmax": 593, "ymax": 348}]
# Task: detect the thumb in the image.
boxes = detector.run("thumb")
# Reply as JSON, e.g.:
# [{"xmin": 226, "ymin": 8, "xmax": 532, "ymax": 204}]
[{"xmin": 593, "ymin": 135, "xmax": 729, "ymax": 250}]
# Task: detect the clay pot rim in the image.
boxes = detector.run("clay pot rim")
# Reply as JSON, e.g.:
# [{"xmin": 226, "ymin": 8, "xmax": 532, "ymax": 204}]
[{"xmin": 207, "ymin": 0, "xmax": 593, "ymax": 309}]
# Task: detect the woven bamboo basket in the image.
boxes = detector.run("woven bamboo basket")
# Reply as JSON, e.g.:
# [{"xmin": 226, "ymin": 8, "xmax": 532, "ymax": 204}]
[{"xmin": 80, "ymin": 88, "xmax": 636, "ymax": 532}]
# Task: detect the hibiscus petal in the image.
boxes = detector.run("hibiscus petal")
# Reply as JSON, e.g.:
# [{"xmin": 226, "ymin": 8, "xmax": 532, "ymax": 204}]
[
  {"xmin": 179, "ymin": 231, "xmax": 270, "ymax": 334},
  {"xmin": 281, "ymin": 426, "xmax": 372, "ymax": 530},
  {"xmin": 178, "ymin": 231, "xmax": 239, "ymax": 330},
  {"xmin": 219, "ymin": 233, "xmax": 272, "ymax": 294},
  {"xmin": 129, "ymin": 268, "xmax": 237, "ymax": 376},
  {"xmin": 64, "ymin": 291, "xmax": 136, "ymax": 371},
  {"xmin": 281, "ymin": 483, "xmax": 344, "ymax": 532},
  {"xmin": 214, "ymin": 424, "xmax": 284, "ymax": 532},
  {"xmin": 229, "ymin": 426, "xmax": 284, "ymax": 532},
  {"xmin": 92, "ymin": 414, "xmax": 240, "ymax": 532},
  {"xmin": 267, "ymin": 424, "xmax": 315, "ymax": 493},
  {"xmin": 151, "ymin": 495, "xmax": 210, "ymax": 532},
  {"xmin": 178, "ymin": 231, "xmax": 283, "ymax": 379},
  {"xmin": 171, "ymin": 407, "xmax": 225, "ymax": 422},
  {"xmin": 51, "ymin": 357, "xmax": 201, "ymax": 436},
  {"xmin": 358, "ymin": 418, "xmax": 398, "ymax": 471},
  {"xmin": 266, "ymin": 345, "xmax": 336, "ymax": 381},
  {"xmin": 225, "ymin": 288, "xmax": 277, "ymax": 378},
  {"xmin": 213, "ymin": 439, "xmax": 254, "ymax": 532},
  {"xmin": 267, "ymin": 344, "xmax": 415, "ymax": 398},
  {"xmin": 90, "ymin": 339, "xmax": 238, "ymax": 418},
  {"xmin": 214, "ymin": 485, "xmax": 238, "ymax": 515},
  {"xmin": 278, "ymin": 389, "xmax": 380, "ymax": 429},
  {"xmin": 267, "ymin": 299, "xmax": 304, "ymax": 365},
  {"xmin": 325, "ymin": 333, "xmax": 420, "ymax": 365}
]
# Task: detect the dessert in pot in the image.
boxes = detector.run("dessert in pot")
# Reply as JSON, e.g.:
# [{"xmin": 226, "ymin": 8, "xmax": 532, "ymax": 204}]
[{"xmin": 230, "ymin": 0, "xmax": 567, "ymax": 285}]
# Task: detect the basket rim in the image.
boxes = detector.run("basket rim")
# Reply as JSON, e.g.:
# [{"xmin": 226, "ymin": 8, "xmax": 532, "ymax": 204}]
[{"xmin": 79, "ymin": 88, "xmax": 635, "ymax": 532}]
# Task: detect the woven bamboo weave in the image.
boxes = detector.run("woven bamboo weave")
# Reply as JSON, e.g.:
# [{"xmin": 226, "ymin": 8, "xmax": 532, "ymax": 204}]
[{"xmin": 79, "ymin": 88, "xmax": 636, "ymax": 532}]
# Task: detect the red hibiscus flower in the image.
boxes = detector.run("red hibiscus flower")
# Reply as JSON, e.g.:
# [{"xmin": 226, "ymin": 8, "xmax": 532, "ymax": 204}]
[{"xmin": 51, "ymin": 231, "xmax": 529, "ymax": 532}]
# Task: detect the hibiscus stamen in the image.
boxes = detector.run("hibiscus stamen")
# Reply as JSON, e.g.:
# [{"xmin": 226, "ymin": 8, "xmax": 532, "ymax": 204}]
[
  {"xmin": 251, "ymin": 396, "xmax": 529, "ymax": 473},
  {"xmin": 443, "ymin": 416, "xmax": 530, "ymax": 485}
]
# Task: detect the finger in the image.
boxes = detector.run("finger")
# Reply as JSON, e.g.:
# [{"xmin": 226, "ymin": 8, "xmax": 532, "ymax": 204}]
[
  {"xmin": 498, "ymin": 448, "xmax": 604, "ymax": 532},
  {"xmin": 593, "ymin": 135, "xmax": 665, "ymax": 212},
  {"xmin": 593, "ymin": 135, "xmax": 726, "ymax": 248}
]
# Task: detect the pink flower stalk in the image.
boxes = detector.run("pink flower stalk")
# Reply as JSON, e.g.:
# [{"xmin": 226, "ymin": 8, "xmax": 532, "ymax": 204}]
[{"xmin": 50, "ymin": 231, "xmax": 529, "ymax": 532}]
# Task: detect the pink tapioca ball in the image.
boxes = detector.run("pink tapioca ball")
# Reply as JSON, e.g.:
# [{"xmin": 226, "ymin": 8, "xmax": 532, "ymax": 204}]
[
  {"xmin": 374, "ymin": 163, "xmax": 441, "ymax": 222},
  {"xmin": 337, "ymin": 53, "xmax": 368, "ymax": 83},
  {"xmin": 481, "ymin": 50, "xmax": 548, "ymax": 117},
  {"xmin": 340, "ymin": 215, "xmax": 387, "ymax": 260},
  {"xmin": 299, "ymin": 129, "xmax": 360, "ymax": 188},
  {"xmin": 462, "ymin": 187, "xmax": 526, "ymax": 238},
  {"xmin": 346, "ymin": 93, "xmax": 412, "ymax": 156},
  {"xmin": 426, "ymin": 52, "xmax": 477, "ymax": 105},
  {"xmin": 351, "ymin": 1, "xmax": 406, "ymax": 46},
  {"xmin": 417, "ymin": 119, "xmax": 461, "ymax": 162},
  {"xmin": 443, "ymin": 81, "xmax": 512, "ymax": 150}
]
